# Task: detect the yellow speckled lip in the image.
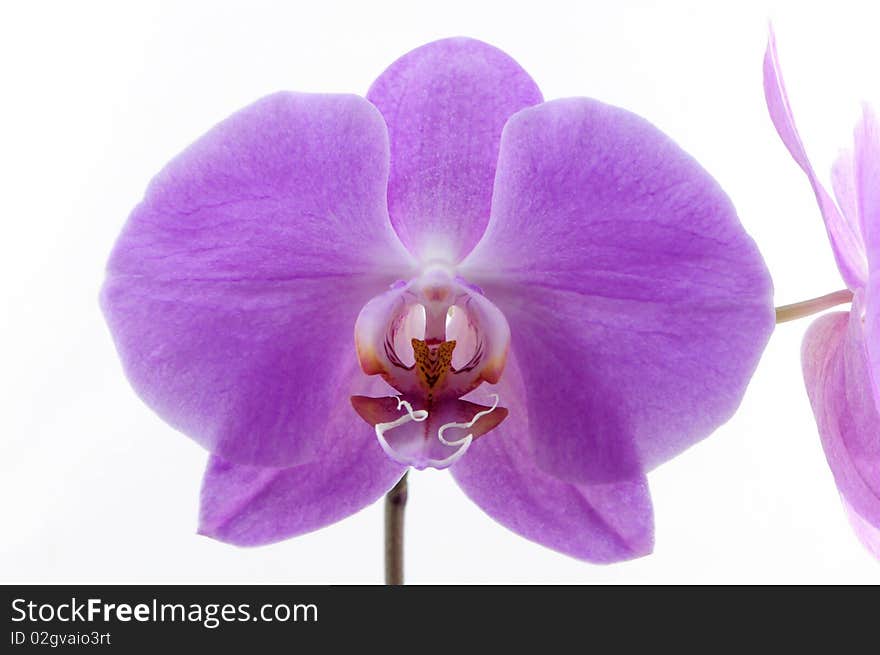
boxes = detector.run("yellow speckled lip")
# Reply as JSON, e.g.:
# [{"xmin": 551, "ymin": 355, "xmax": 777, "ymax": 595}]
[{"xmin": 411, "ymin": 338, "xmax": 456, "ymax": 399}]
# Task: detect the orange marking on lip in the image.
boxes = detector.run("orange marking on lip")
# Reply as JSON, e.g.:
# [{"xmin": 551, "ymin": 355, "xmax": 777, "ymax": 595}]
[{"xmin": 411, "ymin": 338, "xmax": 456, "ymax": 399}]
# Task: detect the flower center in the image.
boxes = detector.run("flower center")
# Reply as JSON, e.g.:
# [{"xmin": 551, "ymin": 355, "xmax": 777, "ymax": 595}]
[
  {"xmin": 354, "ymin": 267, "xmax": 509, "ymax": 403},
  {"xmin": 350, "ymin": 267, "xmax": 511, "ymax": 469}
]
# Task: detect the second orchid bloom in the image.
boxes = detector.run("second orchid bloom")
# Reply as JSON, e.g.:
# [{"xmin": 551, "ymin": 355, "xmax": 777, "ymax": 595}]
[{"xmin": 765, "ymin": 29, "xmax": 880, "ymax": 558}]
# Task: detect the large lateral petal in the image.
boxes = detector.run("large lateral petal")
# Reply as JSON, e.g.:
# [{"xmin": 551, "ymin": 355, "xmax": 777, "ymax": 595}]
[
  {"xmin": 461, "ymin": 98, "xmax": 774, "ymax": 480},
  {"xmin": 367, "ymin": 37, "xmax": 542, "ymax": 263},
  {"xmin": 802, "ymin": 304, "xmax": 880, "ymax": 556},
  {"xmin": 102, "ymin": 92, "xmax": 413, "ymax": 467},
  {"xmin": 450, "ymin": 357, "xmax": 654, "ymax": 563}
]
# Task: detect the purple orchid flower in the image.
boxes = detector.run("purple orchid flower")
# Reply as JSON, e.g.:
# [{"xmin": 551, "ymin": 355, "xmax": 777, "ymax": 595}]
[
  {"xmin": 765, "ymin": 29, "xmax": 880, "ymax": 558},
  {"xmin": 102, "ymin": 37, "xmax": 774, "ymax": 564}
]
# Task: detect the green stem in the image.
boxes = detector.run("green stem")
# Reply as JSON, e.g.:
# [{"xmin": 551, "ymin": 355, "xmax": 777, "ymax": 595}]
[
  {"xmin": 384, "ymin": 472, "xmax": 408, "ymax": 585},
  {"xmin": 775, "ymin": 289, "xmax": 854, "ymax": 324}
]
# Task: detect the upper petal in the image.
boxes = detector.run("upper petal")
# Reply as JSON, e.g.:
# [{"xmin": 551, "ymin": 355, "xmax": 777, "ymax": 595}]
[
  {"xmin": 367, "ymin": 37, "xmax": 542, "ymax": 264},
  {"xmin": 763, "ymin": 27, "xmax": 867, "ymax": 288},
  {"xmin": 450, "ymin": 357, "xmax": 654, "ymax": 563},
  {"xmin": 801, "ymin": 303, "xmax": 880, "ymax": 556},
  {"xmin": 101, "ymin": 92, "xmax": 414, "ymax": 467},
  {"xmin": 460, "ymin": 98, "xmax": 774, "ymax": 480}
]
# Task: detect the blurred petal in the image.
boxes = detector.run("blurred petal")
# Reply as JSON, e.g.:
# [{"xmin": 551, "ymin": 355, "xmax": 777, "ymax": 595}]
[
  {"xmin": 102, "ymin": 92, "xmax": 414, "ymax": 467},
  {"xmin": 842, "ymin": 497, "xmax": 880, "ymax": 559},
  {"xmin": 763, "ymin": 27, "xmax": 867, "ymax": 287},
  {"xmin": 367, "ymin": 37, "xmax": 542, "ymax": 263},
  {"xmin": 831, "ymin": 148, "xmax": 863, "ymax": 250},
  {"xmin": 461, "ymin": 98, "xmax": 773, "ymax": 481},
  {"xmin": 199, "ymin": 372, "xmax": 405, "ymax": 546},
  {"xmin": 450, "ymin": 357, "xmax": 654, "ymax": 563},
  {"xmin": 856, "ymin": 109, "xmax": 880, "ymax": 409},
  {"xmin": 854, "ymin": 105, "xmax": 880, "ymax": 262},
  {"xmin": 802, "ymin": 303, "xmax": 880, "ymax": 556},
  {"xmin": 864, "ymin": 272, "xmax": 880, "ymax": 409}
]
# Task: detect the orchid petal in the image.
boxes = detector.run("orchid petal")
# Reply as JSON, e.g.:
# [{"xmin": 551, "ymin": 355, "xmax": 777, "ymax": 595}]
[
  {"xmin": 854, "ymin": 107, "xmax": 880, "ymax": 413},
  {"xmin": 367, "ymin": 37, "xmax": 542, "ymax": 263},
  {"xmin": 450, "ymin": 357, "xmax": 654, "ymax": 563},
  {"xmin": 802, "ymin": 302, "xmax": 880, "ymax": 557},
  {"xmin": 101, "ymin": 92, "xmax": 413, "ymax": 468},
  {"xmin": 864, "ymin": 272, "xmax": 880, "ymax": 411},
  {"xmin": 763, "ymin": 27, "xmax": 867, "ymax": 287},
  {"xmin": 199, "ymin": 381, "xmax": 406, "ymax": 546},
  {"xmin": 461, "ymin": 97, "xmax": 774, "ymax": 482},
  {"xmin": 830, "ymin": 148, "xmax": 863, "ymax": 250},
  {"xmin": 855, "ymin": 105, "xmax": 880, "ymax": 262},
  {"xmin": 842, "ymin": 497, "xmax": 880, "ymax": 559}
]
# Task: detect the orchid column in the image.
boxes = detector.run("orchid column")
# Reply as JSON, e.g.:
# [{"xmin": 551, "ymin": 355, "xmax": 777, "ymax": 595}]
[{"xmin": 101, "ymin": 38, "xmax": 775, "ymax": 580}]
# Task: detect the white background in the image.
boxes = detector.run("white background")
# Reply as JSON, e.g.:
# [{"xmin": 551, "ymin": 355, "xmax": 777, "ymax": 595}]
[{"xmin": 2, "ymin": 0, "xmax": 879, "ymax": 584}]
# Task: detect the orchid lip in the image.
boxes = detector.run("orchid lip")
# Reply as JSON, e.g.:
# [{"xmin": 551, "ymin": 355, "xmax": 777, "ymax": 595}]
[
  {"xmin": 437, "ymin": 394, "xmax": 500, "ymax": 446},
  {"xmin": 361, "ymin": 393, "xmax": 505, "ymax": 470},
  {"xmin": 352, "ymin": 265, "xmax": 511, "ymax": 469},
  {"xmin": 373, "ymin": 396, "xmax": 473, "ymax": 469}
]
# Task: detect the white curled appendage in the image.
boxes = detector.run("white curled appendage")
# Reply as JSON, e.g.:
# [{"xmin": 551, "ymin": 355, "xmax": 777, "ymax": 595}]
[
  {"xmin": 373, "ymin": 395, "xmax": 501, "ymax": 469},
  {"xmin": 374, "ymin": 398, "xmax": 429, "ymax": 465},
  {"xmin": 437, "ymin": 393, "xmax": 500, "ymax": 448}
]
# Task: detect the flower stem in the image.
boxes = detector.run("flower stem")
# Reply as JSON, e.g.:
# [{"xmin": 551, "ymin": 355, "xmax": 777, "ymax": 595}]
[
  {"xmin": 384, "ymin": 472, "xmax": 408, "ymax": 585},
  {"xmin": 775, "ymin": 289, "xmax": 854, "ymax": 324}
]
